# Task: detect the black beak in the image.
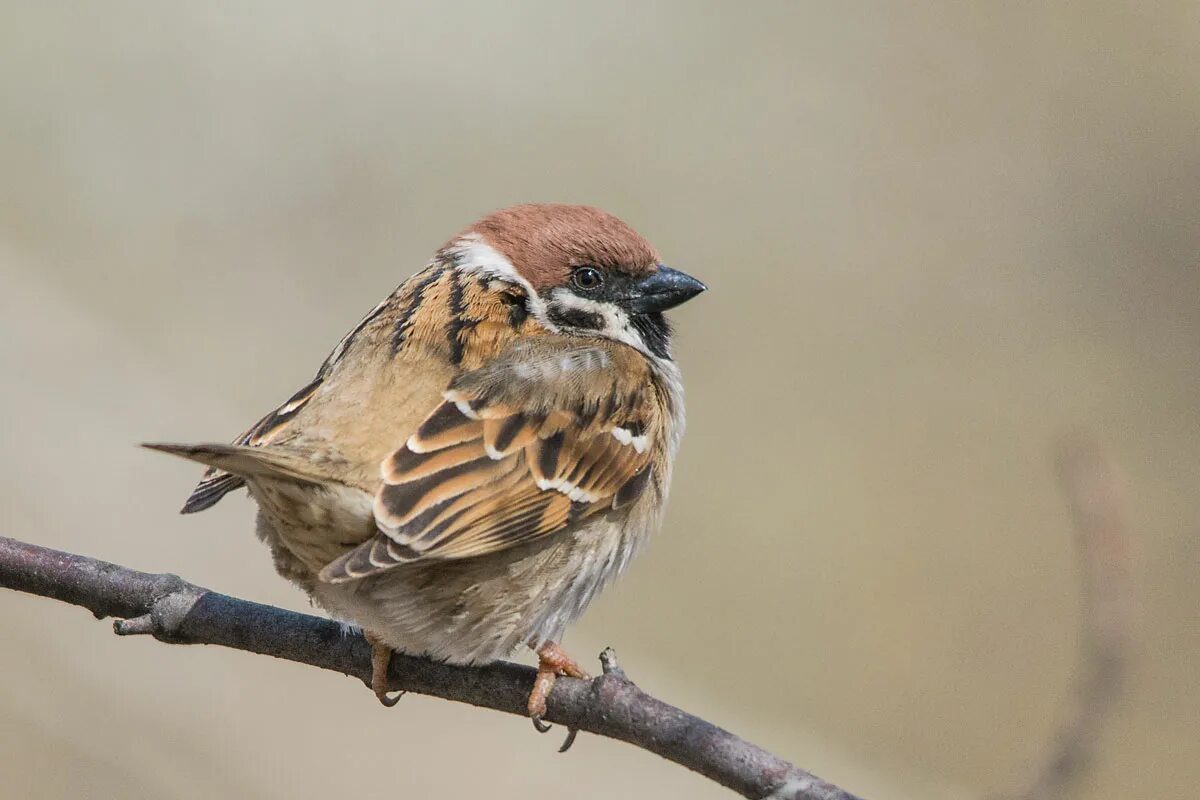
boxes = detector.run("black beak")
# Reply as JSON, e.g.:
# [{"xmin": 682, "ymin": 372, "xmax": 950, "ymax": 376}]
[{"xmin": 626, "ymin": 266, "xmax": 707, "ymax": 314}]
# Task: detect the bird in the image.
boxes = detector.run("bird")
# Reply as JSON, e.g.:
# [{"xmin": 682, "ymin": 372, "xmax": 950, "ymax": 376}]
[{"xmin": 145, "ymin": 203, "xmax": 705, "ymax": 730}]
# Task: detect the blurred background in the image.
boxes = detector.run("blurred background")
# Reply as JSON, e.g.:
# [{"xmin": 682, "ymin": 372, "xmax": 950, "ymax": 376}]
[{"xmin": 1, "ymin": 2, "xmax": 1197, "ymax": 798}]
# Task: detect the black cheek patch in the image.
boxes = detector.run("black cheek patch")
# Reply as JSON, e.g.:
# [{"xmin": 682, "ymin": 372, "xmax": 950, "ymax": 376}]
[{"xmin": 547, "ymin": 304, "xmax": 604, "ymax": 331}]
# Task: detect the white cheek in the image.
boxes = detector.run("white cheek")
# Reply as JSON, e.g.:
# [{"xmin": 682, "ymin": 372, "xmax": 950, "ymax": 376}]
[{"xmin": 546, "ymin": 290, "xmax": 648, "ymax": 353}]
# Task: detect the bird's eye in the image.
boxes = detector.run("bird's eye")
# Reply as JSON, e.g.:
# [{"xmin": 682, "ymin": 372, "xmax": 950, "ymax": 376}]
[{"xmin": 570, "ymin": 266, "xmax": 604, "ymax": 291}]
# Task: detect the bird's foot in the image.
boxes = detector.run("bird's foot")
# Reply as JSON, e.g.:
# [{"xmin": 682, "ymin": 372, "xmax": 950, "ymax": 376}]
[
  {"xmin": 527, "ymin": 641, "xmax": 590, "ymax": 751},
  {"xmin": 363, "ymin": 630, "xmax": 403, "ymax": 707}
]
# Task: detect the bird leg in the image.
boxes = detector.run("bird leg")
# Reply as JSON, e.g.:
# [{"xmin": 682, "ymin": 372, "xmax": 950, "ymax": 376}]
[
  {"xmin": 527, "ymin": 641, "xmax": 590, "ymax": 734},
  {"xmin": 363, "ymin": 630, "xmax": 403, "ymax": 707}
]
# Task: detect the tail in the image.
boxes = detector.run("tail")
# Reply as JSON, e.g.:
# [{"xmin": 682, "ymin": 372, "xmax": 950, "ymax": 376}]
[
  {"xmin": 143, "ymin": 443, "xmax": 334, "ymax": 513},
  {"xmin": 181, "ymin": 470, "xmax": 245, "ymax": 514}
]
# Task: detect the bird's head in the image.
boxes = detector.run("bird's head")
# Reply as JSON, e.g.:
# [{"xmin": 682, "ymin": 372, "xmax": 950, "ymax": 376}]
[{"xmin": 443, "ymin": 204, "xmax": 706, "ymax": 359}]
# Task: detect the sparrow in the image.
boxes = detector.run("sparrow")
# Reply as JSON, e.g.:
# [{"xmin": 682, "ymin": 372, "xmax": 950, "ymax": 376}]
[{"xmin": 146, "ymin": 204, "xmax": 705, "ymax": 730}]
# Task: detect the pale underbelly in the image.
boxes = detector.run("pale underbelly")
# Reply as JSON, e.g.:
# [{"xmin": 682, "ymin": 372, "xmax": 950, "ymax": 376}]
[
  {"xmin": 310, "ymin": 514, "xmax": 644, "ymax": 664},
  {"xmin": 251, "ymin": 476, "xmax": 654, "ymax": 665}
]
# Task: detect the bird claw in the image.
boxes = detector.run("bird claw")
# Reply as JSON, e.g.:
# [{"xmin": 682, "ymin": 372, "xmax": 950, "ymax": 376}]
[
  {"xmin": 530, "ymin": 715, "xmax": 579, "ymax": 752},
  {"xmin": 525, "ymin": 641, "xmax": 593, "ymax": 751},
  {"xmin": 364, "ymin": 631, "xmax": 402, "ymax": 708}
]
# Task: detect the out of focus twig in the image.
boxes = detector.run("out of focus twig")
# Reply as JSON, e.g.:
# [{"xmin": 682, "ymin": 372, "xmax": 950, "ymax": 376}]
[
  {"xmin": 0, "ymin": 434, "xmax": 1130, "ymax": 800},
  {"xmin": 996, "ymin": 434, "xmax": 1131, "ymax": 800},
  {"xmin": 0, "ymin": 535, "xmax": 860, "ymax": 800}
]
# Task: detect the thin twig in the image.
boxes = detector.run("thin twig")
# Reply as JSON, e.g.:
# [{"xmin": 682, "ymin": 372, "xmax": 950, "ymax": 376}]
[
  {"xmin": 995, "ymin": 434, "xmax": 1132, "ymax": 800},
  {"xmin": 0, "ymin": 535, "xmax": 860, "ymax": 800}
]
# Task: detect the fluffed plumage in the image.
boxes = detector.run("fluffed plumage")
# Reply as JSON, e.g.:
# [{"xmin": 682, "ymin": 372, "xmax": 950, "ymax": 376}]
[{"xmin": 148, "ymin": 203, "xmax": 705, "ymax": 719}]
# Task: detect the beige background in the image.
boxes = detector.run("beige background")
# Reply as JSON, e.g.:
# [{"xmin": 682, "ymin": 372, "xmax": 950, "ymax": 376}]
[{"xmin": 2, "ymin": 2, "xmax": 1197, "ymax": 798}]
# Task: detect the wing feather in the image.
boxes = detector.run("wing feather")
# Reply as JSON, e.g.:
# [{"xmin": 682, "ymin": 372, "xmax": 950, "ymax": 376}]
[
  {"xmin": 383, "ymin": 440, "xmax": 488, "ymax": 483},
  {"xmin": 319, "ymin": 339, "xmax": 663, "ymax": 583},
  {"xmin": 374, "ymin": 453, "xmax": 519, "ymax": 528}
]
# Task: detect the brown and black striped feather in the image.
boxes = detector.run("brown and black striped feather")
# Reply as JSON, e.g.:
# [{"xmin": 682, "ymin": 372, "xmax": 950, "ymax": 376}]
[
  {"xmin": 178, "ymin": 258, "xmax": 533, "ymax": 514},
  {"xmin": 320, "ymin": 338, "xmax": 663, "ymax": 583}
]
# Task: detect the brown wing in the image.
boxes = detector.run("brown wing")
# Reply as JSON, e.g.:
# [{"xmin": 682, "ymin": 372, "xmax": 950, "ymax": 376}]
[{"xmin": 318, "ymin": 339, "xmax": 661, "ymax": 583}]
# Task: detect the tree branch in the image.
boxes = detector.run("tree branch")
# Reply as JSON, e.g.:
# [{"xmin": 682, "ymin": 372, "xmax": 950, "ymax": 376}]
[
  {"xmin": 0, "ymin": 435, "xmax": 1130, "ymax": 800},
  {"xmin": 0, "ymin": 535, "xmax": 860, "ymax": 800}
]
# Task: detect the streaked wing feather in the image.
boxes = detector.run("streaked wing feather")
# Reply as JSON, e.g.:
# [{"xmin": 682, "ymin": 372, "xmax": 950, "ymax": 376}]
[{"xmin": 319, "ymin": 340, "xmax": 661, "ymax": 582}]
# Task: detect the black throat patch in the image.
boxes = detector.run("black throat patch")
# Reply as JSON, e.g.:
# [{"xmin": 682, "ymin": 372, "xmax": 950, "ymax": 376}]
[{"xmin": 631, "ymin": 312, "xmax": 672, "ymax": 359}]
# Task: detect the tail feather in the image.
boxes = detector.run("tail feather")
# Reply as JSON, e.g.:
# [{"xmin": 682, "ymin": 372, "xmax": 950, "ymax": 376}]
[
  {"xmin": 180, "ymin": 471, "xmax": 245, "ymax": 514},
  {"xmin": 144, "ymin": 443, "xmax": 333, "ymax": 511}
]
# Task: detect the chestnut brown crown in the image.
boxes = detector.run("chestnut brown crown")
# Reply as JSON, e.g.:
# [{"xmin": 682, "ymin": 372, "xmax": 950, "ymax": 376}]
[{"xmin": 464, "ymin": 204, "xmax": 661, "ymax": 291}]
